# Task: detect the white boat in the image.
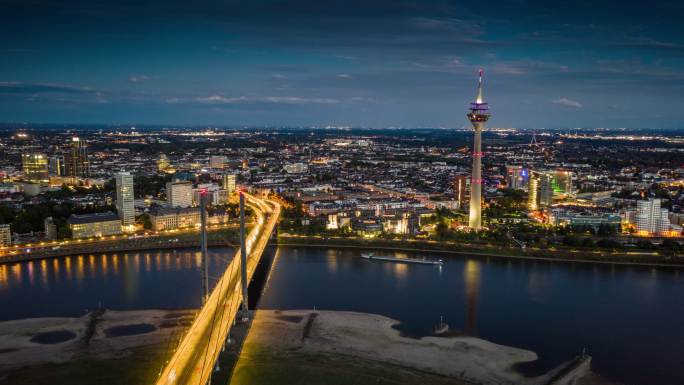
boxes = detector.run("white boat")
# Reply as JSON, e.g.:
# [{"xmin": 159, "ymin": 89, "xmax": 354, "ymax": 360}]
[
  {"xmin": 434, "ymin": 316, "xmax": 449, "ymax": 334},
  {"xmin": 361, "ymin": 253, "xmax": 443, "ymax": 266}
]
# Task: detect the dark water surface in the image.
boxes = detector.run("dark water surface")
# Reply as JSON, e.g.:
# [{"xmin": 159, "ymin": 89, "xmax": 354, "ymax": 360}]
[
  {"xmin": 258, "ymin": 247, "xmax": 684, "ymax": 385},
  {"xmin": 1, "ymin": 246, "xmax": 683, "ymax": 385},
  {"xmin": 0, "ymin": 247, "xmax": 233, "ymax": 320}
]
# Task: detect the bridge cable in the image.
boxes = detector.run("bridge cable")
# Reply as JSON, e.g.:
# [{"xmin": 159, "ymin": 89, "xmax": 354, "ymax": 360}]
[{"xmin": 196, "ymin": 202, "xmax": 258, "ymax": 385}]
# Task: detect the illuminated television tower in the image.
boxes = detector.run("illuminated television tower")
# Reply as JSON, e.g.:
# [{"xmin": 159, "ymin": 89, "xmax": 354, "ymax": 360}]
[{"xmin": 466, "ymin": 69, "xmax": 490, "ymax": 230}]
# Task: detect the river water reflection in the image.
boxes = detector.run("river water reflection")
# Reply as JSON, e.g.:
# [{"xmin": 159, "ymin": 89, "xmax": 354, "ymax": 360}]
[
  {"xmin": 258, "ymin": 247, "xmax": 684, "ymax": 385},
  {"xmin": 0, "ymin": 247, "xmax": 232, "ymax": 320},
  {"xmin": 1, "ymin": 246, "xmax": 683, "ymax": 385}
]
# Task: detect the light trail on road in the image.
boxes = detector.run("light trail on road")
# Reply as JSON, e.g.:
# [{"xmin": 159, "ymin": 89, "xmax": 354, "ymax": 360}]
[{"xmin": 155, "ymin": 194, "xmax": 280, "ymax": 385}]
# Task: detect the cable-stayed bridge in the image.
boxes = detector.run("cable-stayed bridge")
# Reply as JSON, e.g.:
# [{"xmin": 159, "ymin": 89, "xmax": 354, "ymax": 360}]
[{"xmin": 155, "ymin": 193, "xmax": 281, "ymax": 385}]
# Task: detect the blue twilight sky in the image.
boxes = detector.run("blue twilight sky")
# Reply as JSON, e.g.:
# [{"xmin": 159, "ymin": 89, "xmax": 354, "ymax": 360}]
[{"xmin": 1, "ymin": 0, "xmax": 683, "ymax": 128}]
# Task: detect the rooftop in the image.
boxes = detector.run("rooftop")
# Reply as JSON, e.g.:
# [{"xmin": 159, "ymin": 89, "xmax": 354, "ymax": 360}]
[{"xmin": 67, "ymin": 211, "xmax": 120, "ymax": 225}]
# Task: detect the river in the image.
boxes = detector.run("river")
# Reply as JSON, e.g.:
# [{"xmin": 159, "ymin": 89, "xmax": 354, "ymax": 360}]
[{"xmin": 0, "ymin": 246, "xmax": 682, "ymax": 385}]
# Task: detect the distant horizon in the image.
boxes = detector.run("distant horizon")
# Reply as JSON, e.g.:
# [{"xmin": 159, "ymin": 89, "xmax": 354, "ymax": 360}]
[{"xmin": 1, "ymin": 122, "xmax": 683, "ymax": 132}]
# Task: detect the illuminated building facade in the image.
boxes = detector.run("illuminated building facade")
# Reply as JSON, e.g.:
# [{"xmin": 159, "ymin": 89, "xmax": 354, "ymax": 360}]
[
  {"xmin": 157, "ymin": 154, "xmax": 170, "ymax": 172},
  {"xmin": 635, "ymin": 199, "xmax": 670, "ymax": 236},
  {"xmin": 453, "ymin": 174, "xmax": 469, "ymax": 209},
  {"xmin": 49, "ymin": 155, "xmax": 65, "ymax": 176},
  {"xmin": 148, "ymin": 206, "xmax": 200, "ymax": 231},
  {"xmin": 505, "ymin": 164, "xmax": 529, "ymax": 190},
  {"xmin": 528, "ymin": 171, "xmax": 554, "ymax": 210},
  {"xmin": 115, "ymin": 172, "xmax": 135, "ymax": 231},
  {"xmin": 528, "ymin": 176, "xmax": 539, "ymax": 210},
  {"xmin": 166, "ymin": 180, "xmax": 193, "ymax": 208},
  {"xmin": 22, "ymin": 153, "xmax": 49, "ymax": 183},
  {"xmin": 68, "ymin": 212, "xmax": 122, "ymax": 239},
  {"xmin": 0, "ymin": 224, "xmax": 11, "ymax": 246},
  {"xmin": 552, "ymin": 170, "xmax": 573, "ymax": 196},
  {"xmin": 223, "ymin": 173, "xmax": 236, "ymax": 194},
  {"xmin": 66, "ymin": 137, "xmax": 90, "ymax": 178}
]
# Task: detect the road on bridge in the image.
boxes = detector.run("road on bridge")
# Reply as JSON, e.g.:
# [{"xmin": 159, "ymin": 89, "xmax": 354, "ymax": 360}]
[{"xmin": 155, "ymin": 194, "xmax": 281, "ymax": 385}]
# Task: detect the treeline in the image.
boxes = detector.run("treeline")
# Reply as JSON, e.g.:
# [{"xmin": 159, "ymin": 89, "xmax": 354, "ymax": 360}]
[{"xmin": 0, "ymin": 202, "xmax": 116, "ymax": 238}]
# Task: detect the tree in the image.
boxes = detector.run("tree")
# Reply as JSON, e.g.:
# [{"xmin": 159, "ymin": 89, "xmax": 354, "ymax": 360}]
[{"xmin": 137, "ymin": 213, "xmax": 153, "ymax": 230}]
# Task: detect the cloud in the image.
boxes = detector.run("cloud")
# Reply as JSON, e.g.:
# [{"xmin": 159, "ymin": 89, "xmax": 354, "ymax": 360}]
[
  {"xmin": 616, "ymin": 37, "xmax": 684, "ymax": 51},
  {"xmin": 128, "ymin": 75, "xmax": 150, "ymax": 83},
  {"xmin": 350, "ymin": 96, "xmax": 377, "ymax": 103},
  {"xmin": 271, "ymin": 74, "xmax": 287, "ymax": 79},
  {"xmin": 552, "ymin": 97, "xmax": 582, "ymax": 108},
  {"xmin": 336, "ymin": 73, "xmax": 352, "ymax": 79},
  {"xmin": 191, "ymin": 95, "xmax": 339, "ymax": 105},
  {"xmin": 0, "ymin": 81, "xmax": 96, "ymax": 94}
]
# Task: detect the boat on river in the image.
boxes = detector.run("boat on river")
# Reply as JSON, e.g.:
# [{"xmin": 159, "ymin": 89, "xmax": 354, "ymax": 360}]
[{"xmin": 360, "ymin": 253, "xmax": 443, "ymax": 266}]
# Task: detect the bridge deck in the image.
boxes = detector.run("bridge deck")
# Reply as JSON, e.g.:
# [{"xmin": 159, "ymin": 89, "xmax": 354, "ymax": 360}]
[{"xmin": 155, "ymin": 195, "xmax": 280, "ymax": 385}]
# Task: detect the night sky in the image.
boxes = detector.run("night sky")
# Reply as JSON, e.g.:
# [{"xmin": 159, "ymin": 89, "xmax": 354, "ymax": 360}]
[{"xmin": 2, "ymin": 1, "xmax": 683, "ymax": 128}]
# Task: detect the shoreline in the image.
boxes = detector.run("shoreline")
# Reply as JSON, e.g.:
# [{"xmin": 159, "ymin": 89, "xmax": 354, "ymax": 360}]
[
  {"xmin": 230, "ymin": 309, "xmax": 609, "ymax": 385},
  {"xmin": 0, "ymin": 228, "xmax": 241, "ymax": 265},
  {"xmin": 2, "ymin": 234, "xmax": 682, "ymax": 269},
  {"xmin": 276, "ymin": 235, "xmax": 684, "ymax": 268},
  {"xmin": 0, "ymin": 309, "xmax": 195, "ymax": 385}
]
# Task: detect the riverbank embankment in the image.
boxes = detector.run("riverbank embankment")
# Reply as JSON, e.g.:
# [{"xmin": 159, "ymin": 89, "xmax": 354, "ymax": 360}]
[
  {"xmin": 0, "ymin": 226, "xmax": 243, "ymax": 265},
  {"xmin": 277, "ymin": 235, "xmax": 684, "ymax": 268}
]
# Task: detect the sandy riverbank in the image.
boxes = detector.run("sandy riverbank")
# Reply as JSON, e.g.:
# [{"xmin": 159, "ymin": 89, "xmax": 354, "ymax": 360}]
[
  {"xmin": 0, "ymin": 309, "xmax": 195, "ymax": 385},
  {"xmin": 231, "ymin": 310, "xmax": 616, "ymax": 385}
]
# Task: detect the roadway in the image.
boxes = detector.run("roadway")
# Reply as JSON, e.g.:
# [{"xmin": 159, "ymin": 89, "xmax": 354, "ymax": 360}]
[
  {"xmin": 155, "ymin": 193, "xmax": 281, "ymax": 385},
  {"xmin": 0, "ymin": 223, "xmax": 247, "ymax": 262}
]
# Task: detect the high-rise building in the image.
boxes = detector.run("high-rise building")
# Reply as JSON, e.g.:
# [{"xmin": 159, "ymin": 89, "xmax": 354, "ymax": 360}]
[
  {"xmin": 223, "ymin": 173, "xmax": 236, "ymax": 194},
  {"xmin": 528, "ymin": 175, "xmax": 539, "ymax": 211},
  {"xmin": 538, "ymin": 172, "xmax": 554, "ymax": 207},
  {"xmin": 49, "ymin": 155, "xmax": 65, "ymax": 176},
  {"xmin": 552, "ymin": 170, "xmax": 573, "ymax": 196},
  {"xmin": 115, "ymin": 172, "xmax": 135, "ymax": 231},
  {"xmin": 528, "ymin": 171, "xmax": 553, "ymax": 210},
  {"xmin": 66, "ymin": 137, "xmax": 89, "ymax": 179},
  {"xmin": 157, "ymin": 153, "xmax": 170, "ymax": 172},
  {"xmin": 21, "ymin": 153, "xmax": 49, "ymax": 183},
  {"xmin": 0, "ymin": 224, "xmax": 11, "ymax": 246},
  {"xmin": 166, "ymin": 180, "xmax": 193, "ymax": 208},
  {"xmin": 466, "ymin": 69, "xmax": 490, "ymax": 230},
  {"xmin": 506, "ymin": 164, "xmax": 529, "ymax": 190},
  {"xmin": 635, "ymin": 199, "xmax": 670, "ymax": 236},
  {"xmin": 453, "ymin": 174, "xmax": 469, "ymax": 209}
]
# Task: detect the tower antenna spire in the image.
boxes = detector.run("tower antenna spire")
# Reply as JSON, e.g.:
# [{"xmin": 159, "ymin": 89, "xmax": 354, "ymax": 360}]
[{"xmin": 476, "ymin": 68, "xmax": 484, "ymax": 104}]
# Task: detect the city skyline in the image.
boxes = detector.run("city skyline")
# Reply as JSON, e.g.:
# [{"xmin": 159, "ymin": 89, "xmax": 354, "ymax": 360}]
[
  {"xmin": 1, "ymin": 3, "xmax": 684, "ymax": 385},
  {"xmin": 2, "ymin": 1, "xmax": 684, "ymax": 128}
]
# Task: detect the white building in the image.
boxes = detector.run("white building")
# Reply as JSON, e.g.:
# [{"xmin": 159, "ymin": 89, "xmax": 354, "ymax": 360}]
[
  {"xmin": 223, "ymin": 173, "xmax": 236, "ymax": 194},
  {"xmin": 116, "ymin": 172, "xmax": 135, "ymax": 231},
  {"xmin": 166, "ymin": 180, "xmax": 193, "ymax": 208},
  {"xmin": 283, "ymin": 163, "xmax": 308, "ymax": 174},
  {"xmin": 635, "ymin": 199, "xmax": 670, "ymax": 236}
]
